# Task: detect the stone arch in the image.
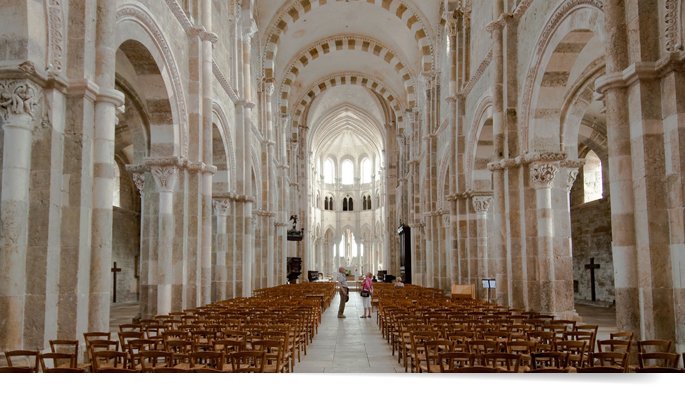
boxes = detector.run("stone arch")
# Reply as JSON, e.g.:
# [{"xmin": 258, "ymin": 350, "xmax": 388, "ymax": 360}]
[
  {"xmin": 465, "ymin": 95, "xmax": 493, "ymax": 190},
  {"xmin": 212, "ymin": 102, "xmax": 237, "ymax": 192},
  {"xmin": 519, "ymin": 0, "xmax": 604, "ymax": 153},
  {"xmin": 278, "ymin": 35, "xmax": 417, "ymax": 113},
  {"xmin": 250, "ymin": 147, "xmax": 262, "ymax": 209},
  {"xmin": 116, "ymin": 3, "xmax": 189, "ymax": 157},
  {"xmin": 437, "ymin": 149, "xmax": 451, "ymax": 211},
  {"xmin": 263, "ymin": 0, "xmax": 433, "ymax": 80},
  {"xmin": 291, "ymin": 72, "xmax": 406, "ymax": 135}
]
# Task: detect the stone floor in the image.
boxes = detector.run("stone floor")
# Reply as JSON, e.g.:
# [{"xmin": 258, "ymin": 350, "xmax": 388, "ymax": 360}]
[
  {"xmin": 107, "ymin": 296, "xmax": 620, "ymax": 373},
  {"xmin": 293, "ymin": 292, "xmax": 403, "ymax": 373}
]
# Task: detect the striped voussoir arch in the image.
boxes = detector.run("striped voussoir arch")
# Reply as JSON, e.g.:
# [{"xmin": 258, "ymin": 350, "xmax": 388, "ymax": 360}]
[
  {"xmin": 290, "ymin": 73, "xmax": 405, "ymax": 135},
  {"xmin": 264, "ymin": 0, "xmax": 432, "ymax": 79},
  {"xmin": 279, "ymin": 35, "xmax": 416, "ymax": 114}
]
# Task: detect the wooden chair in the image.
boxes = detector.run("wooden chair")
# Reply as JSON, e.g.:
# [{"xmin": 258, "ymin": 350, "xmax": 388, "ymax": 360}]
[
  {"xmin": 597, "ymin": 339, "xmax": 631, "ymax": 353},
  {"xmin": 467, "ymin": 340, "xmax": 499, "ymax": 357},
  {"xmin": 5, "ymin": 350, "xmax": 40, "ymax": 372},
  {"xmin": 421, "ymin": 340, "xmax": 453, "ymax": 373},
  {"xmin": 119, "ymin": 324, "xmax": 143, "ymax": 332},
  {"xmin": 49, "ymin": 340, "xmax": 90, "ymax": 371},
  {"xmin": 589, "ymin": 352, "xmax": 629, "ymax": 372},
  {"xmin": 83, "ymin": 332, "xmax": 111, "ymax": 362},
  {"xmin": 253, "ymin": 340, "xmax": 286, "ymax": 373},
  {"xmin": 92, "ymin": 350, "xmax": 128, "ymax": 372},
  {"xmin": 575, "ymin": 325, "xmax": 598, "ymax": 352},
  {"xmin": 610, "ymin": 331, "xmax": 634, "ymax": 343},
  {"xmin": 98, "ymin": 367, "xmax": 137, "ymax": 373},
  {"xmin": 262, "ymin": 330, "xmax": 293, "ymax": 373},
  {"xmin": 190, "ymin": 351, "xmax": 223, "ymax": 370},
  {"xmin": 127, "ymin": 339, "xmax": 157, "ymax": 370},
  {"xmin": 638, "ymin": 352, "xmax": 680, "ymax": 369},
  {"xmin": 139, "ymin": 351, "xmax": 172, "ymax": 372},
  {"xmin": 118, "ymin": 331, "xmax": 144, "ymax": 349},
  {"xmin": 439, "ymin": 352, "xmax": 476, "ymax": 372},
  {"xmin": 506, "ymin": 341, "xmax": 537, "ymax": 372},
  {"xmin": 554, "ymin": 340, "xmax": 587, "ymax": 369},
  {"xmin": 637, "ymin": 340, "xmax": 672, "ymax": 354},
  {"xmin": 230, "ymin": 351, "xmax": 267, "ymax": 373},
  {"xmin": 577, "ymin": 366, "xmax": 625, "ymax": 373},
  {"xmin": 530, "ymin": 352, "xmax": 569, "ymax": 370},
  {"xmin": 152, "ymin": 367, "xmax": 193, "ymax": 373},
  {"xmin": 409, "ymin": 331, "xmax": 440, "ymax": 373},
  {"xmin": 527, "ymin": 331, "xmax": 555, "ymax": 352},
  {"xmin": 164, "ymin": 340, "xmax": 193, "ymax": 370},
  {"xmin": 39, "ymin": 353, "xmax": 76, "ymax": 372},
  {"xmin": 481, "ymin": 353, "xmax": 521, "ymax": 373}
]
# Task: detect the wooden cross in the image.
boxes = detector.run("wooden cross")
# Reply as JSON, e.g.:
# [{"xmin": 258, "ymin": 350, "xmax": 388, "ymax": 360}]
[
  {"xmin": 111, "ymin": 262, "xmax": 122, "ymax": 303},
  {"xmin": 584, "ymin": 258, "xmax": 600, "ymax": 301}
]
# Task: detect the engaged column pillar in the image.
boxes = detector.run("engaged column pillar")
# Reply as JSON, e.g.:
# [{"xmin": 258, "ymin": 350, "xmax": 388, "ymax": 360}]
[
  {"xmin": 213, "ymin": 199, "xmax": 230, "ymax": 302},
  {"xmin": 151, "ymin": 165, "xmax": 178, "ymax": 315},
  {"xmin": 531, "ymin": 162, "xmax": 559, "ymax": 315},
  {"xmin": 0, "ymin": 79, "xmax": 41, "ymax": 351}
]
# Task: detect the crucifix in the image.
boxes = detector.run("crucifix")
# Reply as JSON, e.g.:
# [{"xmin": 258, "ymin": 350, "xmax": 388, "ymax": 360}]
[
  {"xmin": 584, "ymin": 258, "xmax": 600, "ymax": 301},
  {"xmin": 111, "ymin": 262, "xmax": 122, "ymax": 303}
]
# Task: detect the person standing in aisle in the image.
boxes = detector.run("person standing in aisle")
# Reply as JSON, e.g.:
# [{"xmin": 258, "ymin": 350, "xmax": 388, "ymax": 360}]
[{"xmin": 337, "ymin": 267, "xmax": 348, "ymax": 318}]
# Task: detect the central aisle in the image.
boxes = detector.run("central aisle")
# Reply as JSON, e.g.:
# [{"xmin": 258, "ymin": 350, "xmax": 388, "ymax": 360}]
[{"xmin": 293, "ymin": 292, "xmax": 404, "ymax": 373}]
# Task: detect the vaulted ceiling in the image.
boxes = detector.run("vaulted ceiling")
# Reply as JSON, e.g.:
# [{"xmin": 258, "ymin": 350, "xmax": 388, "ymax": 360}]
[{"xmin": 256, "ymin": 0, "xmax": 443, "ymax": 154}]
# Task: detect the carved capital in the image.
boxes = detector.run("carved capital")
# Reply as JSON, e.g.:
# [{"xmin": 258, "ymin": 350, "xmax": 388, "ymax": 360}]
[
  {"xmin": 472, "ymin": 196, "xmax": 493, "ymax": 213},
  {"xmin": 213, "ymin": 199, "xmax": 231, "ymax": 216},
  {"xmin": 132, "ymin": 173, "xmax": 145, "ymax": 194},
  {"xmin": 264, "ymin": 78, "xmax": 276, "ymax": 96},
  {"xmin": 151, "ymin": 166, "xmax": 178, "ymax": 192},
  {"xmin": 530, "ymin": 162, "xmax": 559, "ymax": 189},
  {"xmin": 442, "ymin": 214, "xmax": 451, "ymax": 227},
  {"xmin": 0, "ymin": 79, "xmax": 42, "ymax": 124}
]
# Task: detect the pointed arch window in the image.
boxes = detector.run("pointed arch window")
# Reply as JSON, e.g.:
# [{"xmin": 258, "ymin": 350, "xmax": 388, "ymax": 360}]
[
  {"xmin": 343, "ymin": 197, "xmax": 348, "ymax": 211},
  {"xmin": 342, "ymin": 160, "xmax": 354, "ymax": 185},
  {"xmin": 324, "ymin": 197, "xmax": 329, "ymax": 210},
  {"xmin": 324, "ymin": 159, "xmax": 334, "ymax": 184},
  {"xmin": 362, "ymin": 158, "xmax": 372, "ymax": 183},
  {"xmin": 349, "ymin": 197, "xmax": 354, "ymax": 211}
]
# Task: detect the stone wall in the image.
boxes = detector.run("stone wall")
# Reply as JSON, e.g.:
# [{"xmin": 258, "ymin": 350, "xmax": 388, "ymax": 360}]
[
  {"xmin": 570, "ymin": 174, "xmax": 614, "ymax": 303},
  {"xmin": 111, "ymin": 206, "xmax": 141, "ymax": 304}
]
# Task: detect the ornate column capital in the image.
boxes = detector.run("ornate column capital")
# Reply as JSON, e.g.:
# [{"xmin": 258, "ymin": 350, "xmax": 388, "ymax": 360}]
[
  {"xmin": 0, "ymin": 79, "xmax": 42, "ymax": 126},
  {"xmin": 213, "ymin": 199, "xmax": 231, "ymax": 216},
  {"xmin": 151, "ymin": 166, "xmax": 178, "ymax": 193},
  {"xmin": 530, "ymin": 162, "xmax": 559, "ymax": 189},
  {"xmin": 472, "ymin": 196, "xmax": 493, "ymax": 213},
  {"xmin": 566, "ymin": 168, "xmax": 580, "ymax": 192},
  {"xmin": 264, "ymin": 78, "xmax": 276, "ymax": 96}
]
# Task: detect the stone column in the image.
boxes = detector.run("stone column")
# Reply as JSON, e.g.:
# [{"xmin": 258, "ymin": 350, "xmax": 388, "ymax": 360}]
[
  {"xmin": 0, "ymin": 79, "xmax": 41, "ymax": 351},
  {"xmin": 88, "ymin": 0, "xmax": 124, "ymax": 332},
  {"xmin": 473, "ymin": 196, "xmax": 492, "ymax": 300},
  {"xmin": 264, "ymin": 79, "xmax": 276, "ymax": 288},
  {"xmin": 212, "ymin": 199, "xmax": 230, "ymax": 302},
  {"xmin": 531, "ymin": 162, "xmax": 558, "ymax": 315},
  {"xmin": 151, "ymin": 165, "xmax": 177, "ymax": 315}
]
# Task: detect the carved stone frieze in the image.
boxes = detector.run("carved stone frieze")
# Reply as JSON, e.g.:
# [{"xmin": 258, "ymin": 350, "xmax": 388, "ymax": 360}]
[{"xmin": 530, "ymin": 162, "xmax": 559, "ymax": 189}]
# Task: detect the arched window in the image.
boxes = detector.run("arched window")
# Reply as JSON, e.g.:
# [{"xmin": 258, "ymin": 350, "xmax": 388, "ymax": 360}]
[
  {"xmin": 343, "ymin": 197, "xmax": 348, "ymax": 211},
  {"xmin": 362, "ymin": 158, "xmax": 372, "ymax": 183},
  {"xmin": 339, "ymin": 236, "xmax": 345, "ymax": 258},
  {"xmin": 324, "ymin": 159, "xmax": 334, "ymax": 184},
  {"xmin": 330, "ymin": 198, "xmax": 334, "ymax": 211},
  {"xmin": 113, "ymin": 160, "xmax": 121, "ymax": 208},
  {"xmin": 362, "ymin": 196, "xmax": 367, "ymax": 210},
  {"xmin": 342, "ymin": 160, "xmax": 354, "ymax": 185},
  {"xmin": 324, "ymin": 197, "xmax": 329, "ymax": 210},
  {"xmin": 349, "ymin": 197, "xmax": 354, "ymax": 211},
  {"xmin": 351, "ymin": 234, "xmax": 357, "ymax": 257},
  {"xmin": 584, "ymin": 150, "xmax": 603, "ymax": 203},
  {"xmin": 367, "ymin": 195, "xmax": 372, "ymax": 210}
]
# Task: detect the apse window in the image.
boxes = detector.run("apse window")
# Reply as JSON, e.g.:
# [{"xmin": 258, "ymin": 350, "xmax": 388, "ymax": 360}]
[
  {"xmin": 342, "ymin": 160, "xmax": 354, "ymax": 185},
  {"xmin": 362, "ymin": 158, "xmax": 372, "ymax": 183},
  {"xmin": 324, "ymin": 159, "xmax": 334, "ymax": 184},
  {"xmin": 584, "ymin": 150, "xmax": 603, "ymax": 203}
]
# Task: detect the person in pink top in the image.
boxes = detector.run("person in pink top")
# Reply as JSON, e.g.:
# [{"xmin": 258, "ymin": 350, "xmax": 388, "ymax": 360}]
[{"xmin": 360, "ymin": 272, "xmax": 374, "ymax": 318}]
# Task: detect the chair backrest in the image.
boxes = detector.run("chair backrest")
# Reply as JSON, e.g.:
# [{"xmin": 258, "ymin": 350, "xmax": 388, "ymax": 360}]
[
  {"xmin": 190, "ymin": 351, "xmax": 223, "ymax": 370},
  {"xmin": 597, "ymin": 339, "xmax": 631, "ymax": 353},
  {"xmin": 638, "ymin": 352, "xmax": 681, "ymax": 369},
  {"xmin": 589, "ymin": 352, "xmax": 628, "ymax": 371},
  {"xmin": 635, "ymin": 367, "xmax": 684, "ymax": 373},
  {"xmin": 481, "ymin": 353, "xmax": 521, "ymax": 373},
  {"xmin": 506, "ymin": 341, "xmax": 537, "ymax": 355},
  {"xmin": 139, "ymin": 351, "xmax": 172, "ymax": 372},
  {"xmin": 438, "ymin": 352, "xmax": 476, "ymax": 371},
  {"xmin": 4, "ymin": 350, "xmax": 40, "ymax": 372},
  {"xmin": 39, "ymin": 352, "xmax": 76, "ymax": 372},
  {"xmin": 119, "ymin": 324, "xmax": 142, "ymax": 332},
  {"xmin": 164, "ymin": 339, "xmax": 193, "ymax": 354},
  {"xmin": 0, "ymin": 366, "xmax": 33, "ymax": 373},
  {"xmin": 49, "ymin": 340, "xmax": 79, "ymax": 356},
  {"xmin": 118, "ymin": 331, "xmax": 144, "ymax": 347},
  {"xmin": 92, "ymin": 350, "xmax": 128, "ymax": 372},
  {"xmin": 230, "ymin": 351, "xmax": 267, "ymax": 373},
  {"xmin": 468, "ymin": 340, "xmax": 499, "ymax": 354},
  {"xmin": 531, "ymin": 352, "xmax": 569, "ymax": 369},
  {"xmin": 637, "ymin": 340, "xmax": 672, "ymax": 353}
]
